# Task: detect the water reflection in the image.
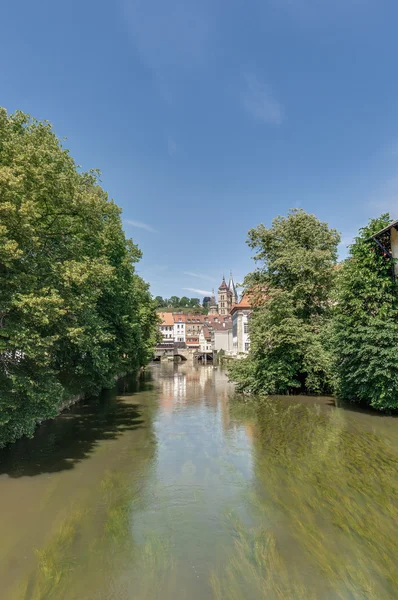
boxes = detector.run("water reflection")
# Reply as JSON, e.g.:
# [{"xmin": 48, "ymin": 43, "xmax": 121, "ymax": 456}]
[
  {"xmin": 0, "ymin": 364, "xmax": 397, "ymax": 599},
  {"xmin": 0, "ymin": 374, "xmax": 152, "ymax": 478}
]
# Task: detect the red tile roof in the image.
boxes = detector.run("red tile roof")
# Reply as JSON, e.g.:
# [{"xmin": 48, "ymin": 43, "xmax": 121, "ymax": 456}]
[
  {"xmin": 211, "ymin": 322, "xmax": 232, "ymax": 331},
  {"xmin": 230, "ymin": 294, "xmax": 252, "ymax": 314},
  {"xmin": 173, "ymin": 314, "xmax": 187, "ymax": 323},
  {"xmin": 158, "ymin": 312, "xmax": 174, "ymax": 326}
]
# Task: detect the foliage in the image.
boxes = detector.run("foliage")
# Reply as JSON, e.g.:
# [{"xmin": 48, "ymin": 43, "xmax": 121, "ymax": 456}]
[
  {"xmin": 331, "ymin": 214, "xmax": 398, "ymax": 410},
  {"xmin": 229, "ymin": 209, "xmax": 340, "ymax": 395},
  {"xmin": 202, "ymin": 296, "xmax": 211, "ymax": 307},
  {"xmin": 155, "ymin": 295, "xmax": 208, "ymax": 314},
  {"xmin": 155, "ymin": 295, "xmax": 202, "ymax": 309},
  {"xmin": 0, "ymin": 108, "xmax": 158, "ymax": 446}
]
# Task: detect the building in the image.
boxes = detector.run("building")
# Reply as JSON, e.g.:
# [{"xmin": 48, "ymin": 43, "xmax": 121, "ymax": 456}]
[
  {"xmin": 186, "ymin": 335, "xmax": 200, "ymax": 348},
  {"xmin": 199, "ymin": 326, "xmax": 213, "ymax": 353},
  {"xmin": 158, "ymin": 312, "xmax": 175, "ymax": 342},
  {"xmin": 211, "ymin": 321, "xmax": 233, "ymax": 354},
  {"xmin": 186, "ymin": 315, "xmax": 203, "ymax": 337},
  {"xmin": 228, "ymin": 272, "xmax": 239, "ymax": 304},
  {"xmin": 173, "ymin": 313, "xmax": 186, "ymax": 343},
  {"xmin": 231, "ymin": 295, "xmax": 252, "ymax": 354},
  {"xmin": 218, "ymin": 273, "xmax": 239, "ymax": 315},
  {"xmin": 156, "ymin": 272, "xmax": 237, "ymax": 351},
  {"xmin": 367, "ymin": 218, "xmax": 398, "ymax": 278},
  {"xmin": 208, "ymin": 290, "xmax": 218, "ymax": 315}
]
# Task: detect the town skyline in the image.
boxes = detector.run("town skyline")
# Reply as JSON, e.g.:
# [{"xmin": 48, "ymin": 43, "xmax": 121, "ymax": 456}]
[{"xmin": 147, "ymin": 271, "xmax": 245, "ymax": 301}]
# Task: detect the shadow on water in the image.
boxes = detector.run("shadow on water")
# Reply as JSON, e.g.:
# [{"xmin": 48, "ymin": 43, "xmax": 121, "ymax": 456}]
[{"xmin": 0, "ymin": 373, "xmax": 154, "ymax": 478}]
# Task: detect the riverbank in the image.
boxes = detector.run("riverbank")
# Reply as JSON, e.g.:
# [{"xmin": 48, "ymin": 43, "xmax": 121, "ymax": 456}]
[{"xmin": 1, "ymin": 368, "xmax": 146, "ymax": 450}]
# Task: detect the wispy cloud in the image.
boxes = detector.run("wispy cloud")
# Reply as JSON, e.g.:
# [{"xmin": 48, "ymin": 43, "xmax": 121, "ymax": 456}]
[
  {"xmin": 168, "ymin": 137, "xmax": 177, "ymax": 156},
  {"xmin": 125, "ymin": 219, "xmax": 157, "ymax": 233},
  {"xmin": 183, "ymin": 287, "xmax": 212, "ymax": 296},
  {"xmin": 242, "ymin": 73, "xmax": 283, "ymax": 125},
  {"xmin": 184, "ymin": 271, "xmax": 216, "ymax": 282}
]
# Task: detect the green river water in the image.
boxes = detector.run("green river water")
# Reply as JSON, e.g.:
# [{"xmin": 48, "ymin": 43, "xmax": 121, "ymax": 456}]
[{"xmin": 0, "ymin": 363, "xmax": 398, "ymax": 599}]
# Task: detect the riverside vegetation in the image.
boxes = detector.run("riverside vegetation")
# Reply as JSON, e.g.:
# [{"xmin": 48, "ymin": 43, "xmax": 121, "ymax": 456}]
[
  {"xmin": 0, "ymin": 108, "xmax": 159, "ymax": 447},
  {"xmin": 229, "ymin": 209, "xmax": 398, "ymax": 410}
]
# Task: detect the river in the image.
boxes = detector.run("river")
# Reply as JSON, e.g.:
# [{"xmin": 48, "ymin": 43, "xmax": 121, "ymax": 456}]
[{"xmin": 0, "ymin": 363, "xmax": 398, "ymax": 599}]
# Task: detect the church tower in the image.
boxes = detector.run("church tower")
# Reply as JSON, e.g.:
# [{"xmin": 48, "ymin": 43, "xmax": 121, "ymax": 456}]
[
  {"xmin": 208, "ymin": 289, "xmax": 218, "ymax": 315},
  {"xmin": 228, "ymin": 271, "xmax": 239, "ymax": 305},
  {"xmin": 218, "ymin": 276, "xmax": 231, "ymax": 315}
]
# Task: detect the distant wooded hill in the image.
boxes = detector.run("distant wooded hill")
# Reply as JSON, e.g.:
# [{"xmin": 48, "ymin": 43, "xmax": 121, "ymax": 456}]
[{"xmin": 155, "ymin": 296, "xmax": 210, "ymax": 314}]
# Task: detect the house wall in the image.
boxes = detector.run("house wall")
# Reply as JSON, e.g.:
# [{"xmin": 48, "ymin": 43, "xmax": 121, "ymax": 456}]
[
  {"xmin": 173, "ymin": 320, "xmax": 186, "ymax": 343},
  {"xmin": 160, "ymin": 325, "xmax": 174, "ymax": 341},
  {"xmin": 232, "ymin": 312, "xmax": 238, "ymax": 353},
  {"xmin": 231, "ymin": 310, "xmax": 251, "ymax": 354},
  {"xmin": 242, "ymin": 312, "xmax": 250, "ymax": 353},
  {"xmin": 213, "ymin": 330, "xmax": 233, "ymax": 352},
  {"xmin": 391, "ymin": 227, "xmax": 398, "ymax": 276}
]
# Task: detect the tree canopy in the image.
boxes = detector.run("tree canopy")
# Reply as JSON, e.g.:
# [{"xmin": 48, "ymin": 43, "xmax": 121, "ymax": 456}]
[
  {"xmin": 229, "ymin": 209, "xmax": 340, "ymax": 395},
  {"xmin": 154, "ymin": 295, "xmax": 206, "ymax": 313},
  {"xmin": 332, "ymin": 215, "xmax": 398, "ymax": 410},
  {"xmin": 0, "ymin": 108, "xmax": 158, "ymax": 446}
]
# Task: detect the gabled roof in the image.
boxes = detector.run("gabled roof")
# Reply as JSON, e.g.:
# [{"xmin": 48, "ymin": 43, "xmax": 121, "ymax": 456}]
[
  {"xmin": 230, "ymin": 294, "xmax": 252, "ymax": 314},
  {"xmin": 173, "ymin": 314, "xmax": 187, "ymax": 323},
  {"xmin": 367, "ymin": 219, "xmax": 398, "ymax": 239},
  {"xmin": 158, "ymin": 312, "xmax": 174, "ymax": 326}
]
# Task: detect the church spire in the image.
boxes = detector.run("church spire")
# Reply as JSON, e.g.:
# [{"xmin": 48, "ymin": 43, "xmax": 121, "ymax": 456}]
[
  {"xmin": 228, "ymin": 271, "xmax": 239, "ymax": 303},
  {"xmin": 219, "ymin": 275, "xmax": 228, "ymax": 290},
  {"xmin": 209, "ymin": 288, "xmax": 217, "ymax": 315}
]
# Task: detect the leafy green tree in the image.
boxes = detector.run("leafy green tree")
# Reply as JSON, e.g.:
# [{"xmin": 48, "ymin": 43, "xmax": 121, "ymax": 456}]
[
  {"xmin": 180, "ymin": 296, "xmax": 190, "ymax": 307},
  {"xmin": 169, "ymin": 296, "xmax": 180, "ymax": 307},
  {"xmin": 229, "ymin": 209, "xmax": 340, "ymax": 395},
  {"xmin": 332, "ymin": 214, "xmax": 398, "ymax": 410},
  {"xmin": 154, "ymin": 296, "xmax": 164, "ymax": 308},
  {"xmin": 189, "ymin": 298, "xmax": 200, "ymax": 307},
  {"xmin": 0, "ymin": 108, "xmax": 158, "ymax": 446}
]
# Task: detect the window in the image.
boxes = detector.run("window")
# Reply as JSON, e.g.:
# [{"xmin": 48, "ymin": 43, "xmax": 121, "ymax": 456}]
[
  {"xmin": 245, "ymin": 342, "xmax": 250, "ymax": 352},
  {"xmin": 244, "ymin": 323, "xmax": 248, "ymax": 334}
]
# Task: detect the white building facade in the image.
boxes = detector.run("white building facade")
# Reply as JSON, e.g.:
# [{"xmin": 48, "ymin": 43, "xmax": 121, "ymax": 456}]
[
  {"xmin": 231, "ymin": 296, "xmax": 252, "ymax": 355},
  {"xmin": 173, "ymin": 315, "xmax": 186, "ymax": 343},
  {"xmin": 199, "ymin": 327, "xmax": 212, "ymax": 353},
  {"xmin": 158, "ymin": 312, "xmax": 175, "ymax": 342}
]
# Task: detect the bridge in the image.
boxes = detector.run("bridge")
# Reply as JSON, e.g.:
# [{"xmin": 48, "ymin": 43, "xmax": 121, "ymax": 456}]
[{"xmin": 153, "ymin": 343, "xmax": 213, "ymax": 363}]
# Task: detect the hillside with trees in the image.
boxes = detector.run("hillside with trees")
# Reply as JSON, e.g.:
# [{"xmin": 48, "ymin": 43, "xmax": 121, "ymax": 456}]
[
  {"xmin": 154, "ymin": 296, "xmax": 208, "ymax": 314},
  {"xmin": 0, "ymin": 108, "xmax": 159, "ymax": 447}
]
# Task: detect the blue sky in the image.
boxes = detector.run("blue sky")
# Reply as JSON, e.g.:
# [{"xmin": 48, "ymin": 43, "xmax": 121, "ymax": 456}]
[{"xmin": 2, "ymin": 0, "xmax": 398, "ymax": 298}]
